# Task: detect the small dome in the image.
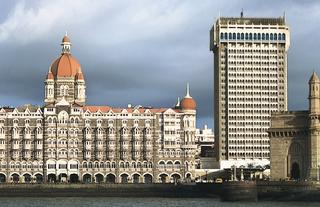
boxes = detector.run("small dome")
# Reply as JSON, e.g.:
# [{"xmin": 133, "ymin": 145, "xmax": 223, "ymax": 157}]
[
  {"xmin": 180, "ymin": 97, "xmax": 196, "ymax": 110},
  {"xmin": 46, "ymin": 71, "xmax": 54, "ymax": 80},
  {"xmin": 62, "ymin": 35, "xmax": 70, "ymax": 43},
  {"xmin": 75, "ymin": 72, "xmax": 84, "ymax": 80},
  {"xmin": 50, "ymin": 54, "xmax": 82, "ymax": 78}
]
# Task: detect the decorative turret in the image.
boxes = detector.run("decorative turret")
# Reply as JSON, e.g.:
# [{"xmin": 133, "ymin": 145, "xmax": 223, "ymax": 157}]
[
  {"xmin": 61, "ymin": 32, "xmax": 71, "ymax": 54},
  {"xmin": 309, "ymin": 72, "xmax": 320, "ymax": 114},
  {"xmin": 180, "ymin": 83, "xmax": 196, "ymax": 111}
]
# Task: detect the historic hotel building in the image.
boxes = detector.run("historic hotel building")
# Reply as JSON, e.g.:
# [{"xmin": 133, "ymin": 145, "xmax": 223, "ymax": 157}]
[
  {"xmin": 210, "ymin": 14, "xmax": 290, "ymax": 168},
  {"xmin": 0, "ymin": 35, "xmax": 197, "ymax": 183}
]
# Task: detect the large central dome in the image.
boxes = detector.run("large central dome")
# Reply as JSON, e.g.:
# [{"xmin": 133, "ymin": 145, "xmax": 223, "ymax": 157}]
[
  {"xmin": 48, "ymin": 35, "xmax": 83, "ymax": 78},
  {"xmin": 50, "ymin": 54, "xmax": 82, "ymax": 77}
]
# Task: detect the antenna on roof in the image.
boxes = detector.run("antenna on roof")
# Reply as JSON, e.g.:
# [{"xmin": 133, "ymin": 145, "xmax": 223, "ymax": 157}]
[
  {"xmin": 283, "ymin": 11, "xmax": 286, "ymax": 23},
  {"xmin": 240, "ymin": 9, "xmax": 244, "ymax": 18}
]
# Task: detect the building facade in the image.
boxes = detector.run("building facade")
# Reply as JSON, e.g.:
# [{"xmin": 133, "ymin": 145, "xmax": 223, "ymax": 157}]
[
  {"xmin": 0, "ymin": 35, "xmax": 197, "ymax": 184},
  {"xmin": 210, "ymin": 14, "xmax": 290, "ymax": 168},
  {"xmin": 195, "ymin": 125, "xmax": 214, "ymax": 169},
  {"xmin": 269, "ymin": 72, "xmax": 320, "ymax": 181},
  {"xmin": 195, "ymin": 125, "xmax": 214, "ymax": 157}
]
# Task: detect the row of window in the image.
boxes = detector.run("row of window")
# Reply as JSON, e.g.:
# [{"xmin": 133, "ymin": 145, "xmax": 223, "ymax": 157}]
[{"xmin": 220, "ymin": 32, "xmax": 286, "ymax": 41}]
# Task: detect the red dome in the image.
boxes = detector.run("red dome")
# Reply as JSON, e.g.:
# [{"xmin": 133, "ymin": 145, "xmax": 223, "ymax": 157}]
[
  {"xmin": 50, "ymin": 54, "xmax": 82, "ymax": 78},
  {"xmin": 180, "ymin": 97, "xmax": 196, "ymax": 110}
]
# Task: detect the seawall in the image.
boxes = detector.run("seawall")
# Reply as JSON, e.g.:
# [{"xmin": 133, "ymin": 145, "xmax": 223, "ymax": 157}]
[
  {"xmin": 0, "ymin": 183, "xmax": 219, "ymax": 198},
  {"xmin": 1, "ymin": 182, "xmax": 320, "ymax": 201},
  {"xmin": 219, "ymin": 181, "xmax": 320, "ymax": 202}
]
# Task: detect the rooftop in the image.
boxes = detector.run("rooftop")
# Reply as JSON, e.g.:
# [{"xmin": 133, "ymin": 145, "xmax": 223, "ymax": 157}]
[{"xmin": 218, "ymin": 17, "xmax": 286, "ymax": 26}]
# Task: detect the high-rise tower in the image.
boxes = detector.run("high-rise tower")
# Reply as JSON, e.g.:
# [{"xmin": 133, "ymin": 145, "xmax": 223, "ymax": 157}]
[{"xmin": 210, "ymin": 14, "xmax": 290, "ymax": 168}]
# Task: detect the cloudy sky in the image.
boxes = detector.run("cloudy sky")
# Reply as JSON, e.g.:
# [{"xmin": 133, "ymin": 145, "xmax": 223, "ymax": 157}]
[{"xmin": 0, "ymin": 0, "xmax": 319, "ymax": 129}]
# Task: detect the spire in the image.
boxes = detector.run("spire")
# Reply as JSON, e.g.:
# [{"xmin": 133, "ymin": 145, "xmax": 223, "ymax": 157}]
[
  {"xmin": 61, "ymin": 33, "xmax": 71, "ymax": 54},
  {"xmin": 175, "ymin": 97, "xmax": 180, "ymax": 107},
  {"xmin": 240, "ymin": 9, "xmax": 244, "ymax": 18},
  {"xmin": 309, "ymin": 71, "xmax": 320, "ymax": 83},
  {"xmin": 185, "ymin": 82, "xmax": 191, "ymax": 98}
]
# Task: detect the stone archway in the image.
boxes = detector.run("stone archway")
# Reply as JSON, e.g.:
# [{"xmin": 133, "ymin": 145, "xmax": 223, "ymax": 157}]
[
  {"xmin": 70, "ymin": 174, "xmax": 79, "ymax": 183},
  {"xmin": 171, "ymin": 173, "xmax": 181, "ymax": 184},
  {"xmin": 159, "ymin": 174, "xmax": 168, "ymax": 183},
  {"xmin": 120, "ymin": 174, "xmax": 129, "ymax": 183},
  {"xmin": 132, "ymin": 174, "xmax": 140, "ymax": 183},
  {"xmin": 288, "ymin": 142, "xmax": 303, "ymax": 179},
  {"xmin": 58, "ymin": 173, "xmax": 67, "ymax": 183},
  {"xmin": 48, "ymin": 174, "xmax": 56, "ymax": 183},
  {"xmin": 291, "ymin": 162, "xmax": 300, "ymax": 180},
  {"xmin": 95, "ymin": 174, "xmax": 104, "ymax": 183},
  {"xmin": 34, "ymin": 174, "xmax": 43, "ymax": 183},
  {"xmin": 11, "ymin": 173, "xmax": 19, "ymax": 183},
  {"xmin": 0, "ymin": 173, "xmax": 6, "ymax": 183},
  {"xmin": 23, "ymin": 174, "xmax": 32, "ymax": 183},
  {"xmin": 83, "ymin": 174, "xmax": 92, "ymax": 183},
  {"xmin": 144, "ymin": 174, "xmax": 152, "ymax": 184},
  {"xmin": 106, "ymin": 174, "xmax": 116, "ymax": 183}
]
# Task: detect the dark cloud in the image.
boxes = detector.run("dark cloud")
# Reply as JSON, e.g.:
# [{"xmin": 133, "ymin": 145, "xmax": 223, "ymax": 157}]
[{"xmin": 0, "ymin": 0, "xmax": 319, "ymax": 129}]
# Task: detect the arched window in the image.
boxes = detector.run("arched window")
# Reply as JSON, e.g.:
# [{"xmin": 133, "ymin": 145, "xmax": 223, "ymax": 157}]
[
  {"xmin": 282, "ymin": 33, "xmax": 286, "ymax": 40},
  {"xmin": 270, "ymin": 33, "xmax": 274, "ymax": 40},
  {"xmin": 249, "ymin": 33, "xmax": 252, "ymax": 40},
  {"xmin": 245, "ymin": 33, "xmax": 248, "ymax": 40},
  {"xmin": 232, "ymin": 33, "xmax": 236, "ymax": 39},
  {"xmin": 266, "ymin": 33, "xmax": 269, "ymax": 40},
  {"xmin": 220, "ymin": 32, "xmax": 224, "ymax": 39},
  {"xmin": 262, "ymin": 33, "xmax": 265, "ymax": 40},
  {"xmin": 64, "ymin": 85, "xmax": 69, "ymax": 95},
  {"xmin": 224, "ymin": 32, "xmax": 227, "ymax": 40},
  {"xmin": 229, "ymin": 33, "xmax": 232, "ymax": 39},
  {"xmin": 240, "ymin": 33, "xmax": 244, "ymax": 40},
  {"xmin": 257, "ymin": 33, "xmax": 261, "ymax": 40},
  {"xmin": 274, "ymin": 33, "xmax": 277, "ymax": 40},
  {"xmin": 254, "ymin": 33, "xmax": 257, "ymax": 40}
]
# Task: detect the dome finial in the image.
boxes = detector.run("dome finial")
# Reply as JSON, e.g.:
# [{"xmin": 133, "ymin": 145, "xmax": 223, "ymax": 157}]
[{"xmin": 185, "ymin": 82, "xmax": 191, "ymax": 98}]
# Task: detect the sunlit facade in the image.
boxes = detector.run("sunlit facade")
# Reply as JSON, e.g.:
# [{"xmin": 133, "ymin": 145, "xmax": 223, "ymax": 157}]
[{"xmin": 0, "ymin": 35, "xmax": 197, "ymax": 183}]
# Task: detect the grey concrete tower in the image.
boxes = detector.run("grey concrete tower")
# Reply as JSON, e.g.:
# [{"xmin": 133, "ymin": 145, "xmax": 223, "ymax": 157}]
[{"xmin": 210, "ymin": 14, "xmax": 290, "ymax": 168}]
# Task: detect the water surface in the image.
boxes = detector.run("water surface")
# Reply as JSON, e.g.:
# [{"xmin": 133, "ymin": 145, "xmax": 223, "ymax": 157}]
[{"xmin": 0, "ymin": 197, "xmax": 318, "ymax": 207}]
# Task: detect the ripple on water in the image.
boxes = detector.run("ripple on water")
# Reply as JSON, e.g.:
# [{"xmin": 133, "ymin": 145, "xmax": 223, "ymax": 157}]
[{"xmin": 0, "ymin": 197, "xmax": 318, "ymax": 207}]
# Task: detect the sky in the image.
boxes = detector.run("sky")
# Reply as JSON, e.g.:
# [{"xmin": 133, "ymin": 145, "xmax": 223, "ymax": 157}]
[{"xmin": 0, "ymin": 0, "xmax": 320, "ymax": 129}]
